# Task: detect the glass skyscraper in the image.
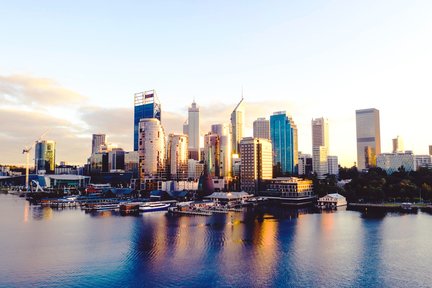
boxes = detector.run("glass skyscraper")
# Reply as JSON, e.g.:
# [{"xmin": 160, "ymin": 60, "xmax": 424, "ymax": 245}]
[
  {"xmin": 134, "ymin": 90, "xmax": 161, "ymax": 151},
  {"xmin": 270, "ymin": 111, "xmax": 298, "ymax": 175},
  {"xmin": 35, "ymin": 140, "xmax": 56, "ymax": 174},
  {"xmin": 355, "ymin": 108, "xmax": 381, "ymax": 170}
]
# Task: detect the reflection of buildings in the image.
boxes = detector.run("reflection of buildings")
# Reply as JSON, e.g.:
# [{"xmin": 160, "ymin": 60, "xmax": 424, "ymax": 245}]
[
  {"xmin": 35, "ymin": 140, "xmax": 56, "ymax": 174},
  {"xmin": 356, "ymin": 108, "xmax": 381, "ymax": 170}
]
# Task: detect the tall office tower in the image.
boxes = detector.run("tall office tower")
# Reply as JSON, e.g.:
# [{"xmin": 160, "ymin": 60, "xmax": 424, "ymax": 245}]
[
  {"xmin": 203, "ymin": 132, "xmax": 221, "ymax": 177},
  {"xmin": 327, "ymin": 156, "xmax": 339, "ymax": 176},
  {"xmin": 134, "ymin": 90, "xmax": 161, "ymax": 151},
  {"xmin": 253, "ymin": 118, "xmax": 270, "ymax": 139},
  {"xmin": 270, "ymin": 111, "xmax": 298, "ymax": 175},
  {"xmin": 392, "ymin": 136, "xmax": 404, "ymax": 153},
  {"xmin": 356, "ymin": 108, "xmax": 381, "ymax": 170},
  {"xmin": 230, "ymin": 98, "xmax": 245, "ymax": 155},
  {"xmin": 35, "ymin": 140, "xmax": 56, "ymax": 174},
  {"xmin": 167, "ymin": 134, "xmax": 189, "ymax": 180},
  {"xmin": 211, "ymin": 124, "xmax": 232, "ymax": 178},
  {"xmin": 92, "ymin": 134, "xmax": 106, "ymax": 154},
  {"xmin": 138, "ymin": 118, "xmax": 166, "ymax": 187},
  {"xmin": 312, "ymin": 117, "xmax": 329, "ymax": 179},
  {"xmin": 183, "ymin": 100, "xmax": 200, "ymax": 160},
  {"xmin": 240, "ymin": 137, "xmax": 273, "ymax": 193},
  {"xmin": 298, "ymin": 153, "xmax": 313, "ymax": 176}
]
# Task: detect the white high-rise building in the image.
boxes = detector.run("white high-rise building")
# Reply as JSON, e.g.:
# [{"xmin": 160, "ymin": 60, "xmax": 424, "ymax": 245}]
[
  {"xmin": 211, "ymin": 124, "xmax": 232, "ymax": 178},
  {"xmin": 231, "ymin": 98, "xmax": 245, "ymax": 155},
  {"xmin": 312, "ymin": 117, "xmax": 329, "ymax": 179},
  {"xmin": 356, "ymin": 108, "xmax": 381, "ymax": 170},
  {"xmin": 240, "ymin": 137, "xmax": 273, "ymax": 193},
  {"xmin": 392, "ymin": 136, "xmax": 404, "ymax": 153},
  {"xmin": 138, "ymin": 118, "xmax": 166, "ymax": 187},
  {"xmin": 327, "ymin": 156, "xmax": 339, "ymax": 176},
  {"xmin": 184, "ymin": 101, "xmax": 200, "ymax": 160},
  {"xmin": 92, "ymin": 134, "xmax": 106, "ymax": 154},
  {"xmin": 167, "ymin": 134, "xmax": 189, "ymax": 180},
  {"xmin": 253, "ymin": 118, "xmax": 270, "ymax": 139}
]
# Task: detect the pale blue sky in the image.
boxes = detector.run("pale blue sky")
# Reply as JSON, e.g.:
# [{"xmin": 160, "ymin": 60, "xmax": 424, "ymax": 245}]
[{"xmin": 1, "ymin": 1, "xmax": 432, "ymax": 165}]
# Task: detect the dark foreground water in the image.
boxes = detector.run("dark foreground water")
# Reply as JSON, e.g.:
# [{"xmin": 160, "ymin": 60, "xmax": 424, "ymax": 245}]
[{"xmin": 1, "ymin": 194, "xmax": 432, "ymax": 288}]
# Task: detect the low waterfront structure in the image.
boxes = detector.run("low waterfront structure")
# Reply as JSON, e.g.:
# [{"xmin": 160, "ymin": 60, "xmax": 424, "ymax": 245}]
[
  {"xmin": 317, "ymin": 193, "xmax": 347, "ymax": 208},
  {"xmin": 258, "ymin": 177, "xmax": 315, "ymax": 205},
  {"xmin": 205, "ymin": 191, "xmax": 252, "ymax": 205}
]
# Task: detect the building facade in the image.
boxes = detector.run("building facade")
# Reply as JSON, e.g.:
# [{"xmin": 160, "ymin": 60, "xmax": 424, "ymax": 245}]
[
  {"xmin": 230, "ymin": 98, "xmax": 245, "ymax": 155},
  {"xmin": 356, "ymin": 108, "xmax": 381, "ymax": 170},
  {"xmin": 203, "ymin": 132, "xmax": 221, "ymax": 178},
  {"xmin": 298, "ymin": 153, "xmax": 313, "ymax": 176},
  {"xmin": 392, "ymin": 136, "xmax": 404, "ymax": 153},
  {"xmin": 312, "ymin": 117, "xmax": 329, "ymax": 179},
  {"xmin": 270, "ymin": 111, "xmax": 298, "ymax": 175},
  {"xmin": 138, "ymin": 118, "xmax": 166, "ymax": 189},
  {"xmin": 240, "ymin": 137, "xmax": 273, "ymax": 193},
  {"xmin": 211, "ymin": 124, "xmax": 232, "ymax": 178},
  {"xmin": 253, "ymin": 117, "xmax": 270, "ymax": 139},
  {"xmin": 167, "ymin": 134, "xmax": 189, "ymax": 180},
  {"xmin": 327, "ymin": 156, "xmax": 339, "ymax": 176},
  {"xmin": 35, "ymin": 140, "xmax": 56, "ymax": 174},
  {"xmin": 92, "ymin": 134, "xmax": 106, "ymax": 154},
  {"xmin": 184, "ymin": 101, "xmax": 200, "ymax": 160},
  {"xmin": 134, "ymin": 90, "xmax": 161, "ymax": 151}
]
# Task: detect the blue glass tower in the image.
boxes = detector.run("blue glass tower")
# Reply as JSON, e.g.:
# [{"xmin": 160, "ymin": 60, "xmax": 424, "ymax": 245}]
[
  {"xmin": 270, "ymin": 112, "xmax": 298, "ymax": 175},
  {"xmin": 134, "ymin": 90, "xmax": 161, "ymax": 151}
]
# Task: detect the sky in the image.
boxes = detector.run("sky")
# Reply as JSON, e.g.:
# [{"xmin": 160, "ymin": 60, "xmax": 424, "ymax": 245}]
[{"xmin": 1, "ymin": 0, "xmax": 432, "ymax": 167}]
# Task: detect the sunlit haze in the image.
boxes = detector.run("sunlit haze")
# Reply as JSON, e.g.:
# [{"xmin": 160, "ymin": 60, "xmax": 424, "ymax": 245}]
[{"xmin": 1, "ymin": 1, "xmax": 432, "ymax": 166}]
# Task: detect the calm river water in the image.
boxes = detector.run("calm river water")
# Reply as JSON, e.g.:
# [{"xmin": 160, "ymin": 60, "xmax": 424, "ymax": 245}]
[{"xmin": 0, "ymin": 194, "xmax": 431, "ymax": 287}]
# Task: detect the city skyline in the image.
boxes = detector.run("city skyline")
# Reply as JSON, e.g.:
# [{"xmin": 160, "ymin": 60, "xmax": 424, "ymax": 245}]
[{"xmin": 1, "ymin": 1, "xmax": 432, "ymax": 166}]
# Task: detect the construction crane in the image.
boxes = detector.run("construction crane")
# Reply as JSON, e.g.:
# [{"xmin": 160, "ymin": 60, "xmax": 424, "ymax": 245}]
[{"xmin": 22, "ymin": 129, "xmax": 50, "ymax": 191}]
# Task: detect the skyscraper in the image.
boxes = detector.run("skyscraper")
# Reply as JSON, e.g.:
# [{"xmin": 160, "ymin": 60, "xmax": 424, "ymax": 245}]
[
  {"xmin": 392, "ymin": 136, "xmax": 404, "ymax": 153},
  {"xmin": 230, "ymin": 98, "xmax": 245, "ymax": 155},
  {"xmin": 312, "ymin": 117, "xmax": 329, "ymax": 179},
  {"xmin": 138, "ymin": 118, "xmax": 166, "ymax": 189},
  {"xmin": 211, "ymin": 124, "xmax": 232, "ymax": 178},
  {"xmin": 184, "ymin": 101, "xmax": 200, "ymax": 160},
  {"xmin": 92, "ymin": 134, "xmax": 106, "ymax": 154},
  {"xmin": 134, "ymin": 90, "xmax": 161, "ymax": 151},
  {"xmin": 35, "ymin": 140, "xmax": 56, "ymax": 174},
  {"xmin": 203, "ymin": 132, "xmax": 220, "ymax": 177},
  {"xmin": 253, "ymin": 118, "xmax": 270, "ymax": 139},
  {"xmin": 356, "ymin": 108, "xmax": 381, "ymax": 170},
  {"xmin": 240, "ymin": 137, "xmax": 273, "ymax": 193},
  {"xmin": 167, "ymin": 134, "xmax": 189, "ymax": 180},
  {"xmin": 270, "ymin": 111, "xmax": 298, "ymax": 175}
]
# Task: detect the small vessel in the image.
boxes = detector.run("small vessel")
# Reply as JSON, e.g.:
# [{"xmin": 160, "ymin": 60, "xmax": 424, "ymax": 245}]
[
  {"xmin": 400, "ymin": 202, "xmax": 412, "ymax": 211},
  {"xmin": 139, "ymin": 202, "xmax": 170, "ymax": 212},
  {"xmin": 89, "ymin": 203, "xmax": 119, "ymax": 211}
]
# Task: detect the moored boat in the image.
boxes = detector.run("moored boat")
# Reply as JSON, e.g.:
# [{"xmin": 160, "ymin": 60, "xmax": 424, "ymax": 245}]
[{"xmin": 139, "ymin": 202, "xmax": 170, "ymax": 212}]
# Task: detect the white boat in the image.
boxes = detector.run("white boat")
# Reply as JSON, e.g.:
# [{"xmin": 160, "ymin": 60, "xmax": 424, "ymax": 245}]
[
  {"xmin": 139, "ymin": 202, "xmax": 170, "ymax": 212},
  {"xmin": 89, "ymin": 203, "xmax": 119, "ymax": 211}
]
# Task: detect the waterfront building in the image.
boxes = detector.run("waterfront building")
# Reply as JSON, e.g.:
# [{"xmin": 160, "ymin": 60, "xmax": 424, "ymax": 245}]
[
  {"xmin": 167, "ymin": 134, "xmax": 189, "ymax": 180},
  {"xmin": 317, "ymin": 193, "xmax": 347, "ymax": 208},
  {"xmin": 270, "ymin": 111, "xmax": 298, "ymax": 175},
  {"xmin": 92, "ymin": 134, "xmax": 106, "ymax": 154},
  {"xmin": 183, "ymin": 101, "xmax": 200, "ymax": 160},
  {"xmin": 138, "ymin": 118, "xmax": 166, "ymax": 190},
  {"xmin": 211, "ymin": 124, "xmax": 232, "ymax": 178},
  {"xmin": 298, "ymin": 153, "xmax": 313, "ymax": 176},
  {"xmin": 327, "ymin": 156, "xmax": 339, "ymax": 176},
  {"xmin": 230, "ymin": 98, "xmax": 245, "ymax": 155},
  {"xmin": 312, "ymin": 117, "xmax": 329, "ymax": 179},
  {"xmin": 134, "ymin": 90, "xmax": 161, "ymax": 151},
  {"xmin": 392, "ymin": 136, "xmax": 404, "ymax": 153},
  {"xmin": 35, "ymin": 140, "xmax": 56, "ymax": 174},
  {"xmin": 253, "ymin": 118, "xmax": 270, "ymax": 140},
  {"xmin": 259, "ymin": 177, "xmax": 314, "ymax": 203},
  {"xmin": 203, "ymin": 132, "xmax": 220, "ymax": 177},
  {"xmin": 239, "ymin": 137, "xmax": 273, "ymax": 193},
  {"xmin": 356, "ymin": 108, "xmax": 381, "ymax": 170}
]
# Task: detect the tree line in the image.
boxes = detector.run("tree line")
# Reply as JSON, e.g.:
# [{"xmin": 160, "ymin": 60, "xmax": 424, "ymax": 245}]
[{"xmin": 313, "ymin": 166, "xmax": 432, "ymax": 203}]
